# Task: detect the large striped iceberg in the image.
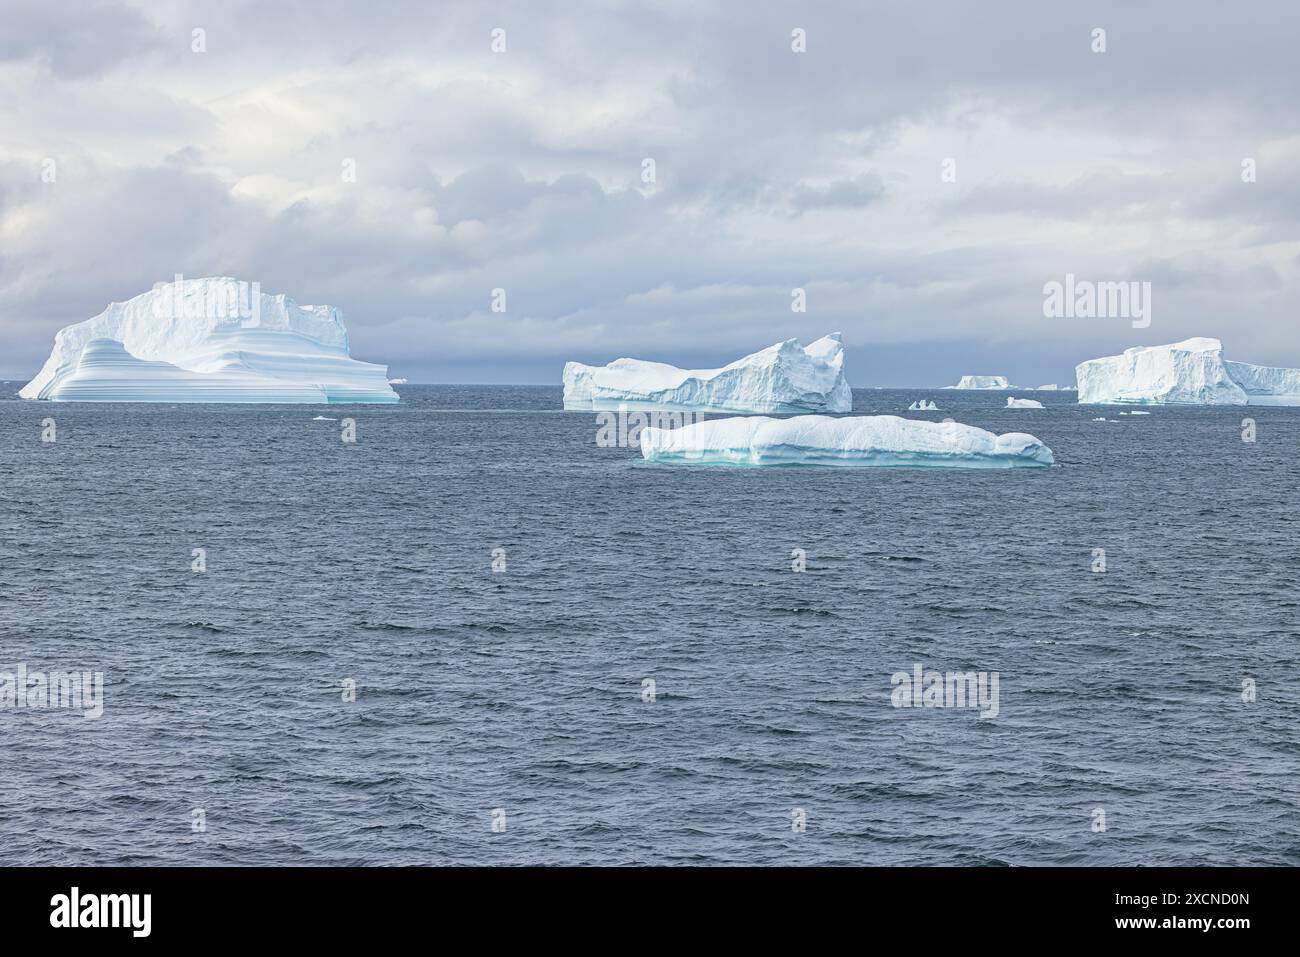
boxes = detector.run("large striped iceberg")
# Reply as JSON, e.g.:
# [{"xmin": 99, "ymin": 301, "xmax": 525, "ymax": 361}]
[
  {"xmin": 19, "ymin": 277, "xmax": 397, "ymax": 403},
  {"xmin": 640, "ymin": 415, "xmax": 1054, "ymax": 468},
  {"xmin": 563, "ymin": 333, "xmax": 851, "ymax": 413}
]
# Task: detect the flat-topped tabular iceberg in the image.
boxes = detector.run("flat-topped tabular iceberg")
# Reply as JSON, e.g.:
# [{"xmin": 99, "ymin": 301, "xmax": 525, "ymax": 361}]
[
  {"xmin": 1076, "ymin": 337, "xmax": 1300, "ymax": 405},
  {"xmin": 563, "ymin": 333, "xmax": 851, "ymax": 413},
  {"xmin": 948, "ymin": 375, "xmax": 1014, "ymax": 390},
  {"xmin": 20, "ymin": 277, "xmax": 397, "ymax": 403},
  {"xmin": 1006, "ymin": 397, "xmax": 1044, "ymax": 408},
  {"xmin": 640, "ymin": 415, "xmax": 1053, "ymax": 468}
]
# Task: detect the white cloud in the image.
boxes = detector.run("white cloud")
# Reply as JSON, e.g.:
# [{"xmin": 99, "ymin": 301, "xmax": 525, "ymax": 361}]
[{"xmin": 2, "ymin": 0, "xmax": 1299, "ymax": 384}]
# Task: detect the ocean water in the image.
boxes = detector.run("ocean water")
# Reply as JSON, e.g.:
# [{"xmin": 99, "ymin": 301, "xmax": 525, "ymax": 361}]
[{"xmin": 1, "ymin": 385, "xmax": 1297, "ymax": 866}]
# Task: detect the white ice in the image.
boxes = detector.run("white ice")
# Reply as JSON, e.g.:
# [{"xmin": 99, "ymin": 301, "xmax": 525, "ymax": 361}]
[
  {"xmin": 563, "ymin": 333, "xmax": 851, "ymax": 413},
  {"xmin": 640, "ymin": 414, "xmax": 1053, "ymax": 468},
  {"xmin": 947, "ymin": 375, "xmax": 1014, "ymax": 389},
  {"xmin": 1076, "ymin": 337, "xmax": 1300, "ymax": 405},
  {"xmin": 20, "ymin": 277, "xmax": 397, "ymax": 403},
  {"xmin": 1006, "ymin": 397, "xmax": 1044, "ymax": 408}
]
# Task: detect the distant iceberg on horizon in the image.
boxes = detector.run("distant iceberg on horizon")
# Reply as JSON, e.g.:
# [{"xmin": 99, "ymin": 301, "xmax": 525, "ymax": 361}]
[
  {"xmin": 947, "ymin": 375, "xmax": 1014, "ymax": 390},
  {"xmin": 563, "ymin": 333, "xmax": 851, "ymax": 414},
  {"xmin": 20, "ymin": 277, "xmax": 397, "ymax": 403},
  {"xmin": 640, "ymin": 414, "xmax": 1053, "ymax": 468},
  {"xmin": 1076, "ymin": 337, "xmax": 1300, "ymax": 405}
]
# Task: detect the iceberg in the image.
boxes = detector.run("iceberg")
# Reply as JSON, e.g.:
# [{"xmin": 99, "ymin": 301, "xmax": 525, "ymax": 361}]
[
  {"xmin": 947, "ymin": 375, "xmax": 1014, "ymax": 390},
  {"xmin": 20, "ymin": 277, "xmax": 397, "ymax": 403},
  {"xmin": 907, "ymin": 399, "xmax": 939, "ymax": 411},
  {"xmin": 562, "ymin": 333, "xmax": 851, "ymax": 413},
  {"xmin": 1035, "ymin": 384, "xmax": 1061, "ymax": 391},
  {"xmin": 1006, "ymin": 397, "xmax": 1044, "ymax": 409},
  {"xmin": 1075, "ymin": 337, "xmax": 1300, "ymax": 405},
  {"xmin": 640, "ymin": 415, "xmax": 1053, "ymax": 468}
]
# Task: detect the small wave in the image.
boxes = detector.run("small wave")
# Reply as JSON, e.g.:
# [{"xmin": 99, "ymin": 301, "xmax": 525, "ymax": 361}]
[{"xmin": 183, "ymin": 620, "xmax": 224, "ymax": 632}]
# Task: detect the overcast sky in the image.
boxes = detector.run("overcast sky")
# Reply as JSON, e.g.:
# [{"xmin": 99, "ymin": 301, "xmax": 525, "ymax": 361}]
[{"xmin": 2, "ymin": 0, "xmax": 1297, "ymax": 385}]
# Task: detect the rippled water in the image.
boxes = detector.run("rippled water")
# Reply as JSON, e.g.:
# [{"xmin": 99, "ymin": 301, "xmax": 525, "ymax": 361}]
[{"xmin": 1, "ymin": 385, "xmax": 1296, "ymax": 865}]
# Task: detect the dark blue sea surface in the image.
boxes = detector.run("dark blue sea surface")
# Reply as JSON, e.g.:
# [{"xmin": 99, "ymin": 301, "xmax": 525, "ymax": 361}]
[{"xmin": 1, "ymin": 385, "xmax": 1297, "ymax": 865}]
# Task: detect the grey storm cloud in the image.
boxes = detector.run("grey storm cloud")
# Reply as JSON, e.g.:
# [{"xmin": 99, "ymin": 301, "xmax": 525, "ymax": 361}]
[
  {"xmin": 0, "ymin": 1, "xmax": 158, "ymax": 76},
  {"xmin": 1, "ymin": 0, "xmax": 1299, "ymax": 386},
  {"xmin": 791, "ymin": 173, "xmax": 886, "ymax": 213}
]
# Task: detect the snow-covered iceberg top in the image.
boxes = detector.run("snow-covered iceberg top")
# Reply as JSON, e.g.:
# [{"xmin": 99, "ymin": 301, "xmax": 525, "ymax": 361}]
[
  {"xmin": 1006, "ymin": 397, "xmax": 1044, "ymax": 408},
  {"xmin": 563, "ymin": 333, "xmax": 851, "ymax": 414},
  {"xmin": 947, "ymin": 375, "xmax": 1014, "ymax": 390},
  {"xmin": 640, "ymin": 415, "xmax": 1053, "ymax": 468},
  {"xmin": 20, "ymin": 277, "xmax": 397, "ymax": 403},
  {"xmin": 1075, "ymin": 337, "xmax": 1300, "ymax": 405}
]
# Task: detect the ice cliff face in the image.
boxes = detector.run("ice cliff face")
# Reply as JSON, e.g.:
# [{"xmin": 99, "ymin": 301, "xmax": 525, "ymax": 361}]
[
  {"xmin": 949, "ymin": 375, "xmax": 1012, "ymax": 389},
  {"xmin": 20, "ymin": 277, "xmax": 397, "ymax": 403},
  {"xmin": 1075, "ymin": 337, "xmax": 1300, "ymax": 405},
  {"xmin": 1222, "ymin": 360, "xmax": 1300, "ymax": 405},
  {"xmin": 562, "ymin": 333, "xmax": 851, "ymax": 413},
  {"xmin": 640, "ymin": 415, "xmax": 1053, "ymax": 468}
]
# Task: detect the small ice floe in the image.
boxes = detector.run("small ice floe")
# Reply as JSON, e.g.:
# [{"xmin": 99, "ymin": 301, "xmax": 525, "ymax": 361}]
[
  {"xmin": 312, "ymin": 415, "xmax": 337, "ymax": 421},
  {"xmin": 1006, "ymin": 397, "xmax": 1044, "ymax": 409}
]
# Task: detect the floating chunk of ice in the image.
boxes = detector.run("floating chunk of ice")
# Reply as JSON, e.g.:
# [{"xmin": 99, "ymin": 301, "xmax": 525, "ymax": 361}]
[
  {"xmin": 947, "ymin": 375, "xmax": 1014, "ymax": 390},
  {"xmin": 640, "ymin": 414, "xmax": 1053, "ymax": 468},
  {"xmin": 20, "ymin": 277, "xmax": 397, "ymax": 404},
  {"xmin": 563, "ymin": 333, "xmax": 851, "ymax": 413},
  {"xmin": 1076, "ymin": 337, "xmax": 1300, "ymax": 405}
]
